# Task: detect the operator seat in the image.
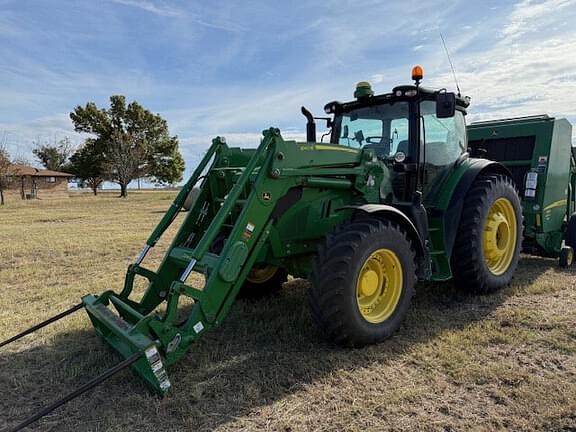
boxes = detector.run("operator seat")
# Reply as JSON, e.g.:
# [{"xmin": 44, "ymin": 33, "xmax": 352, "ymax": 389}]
[{"xmin": 396, "ymin": 140, "xmax": 409, "ymax": 155}]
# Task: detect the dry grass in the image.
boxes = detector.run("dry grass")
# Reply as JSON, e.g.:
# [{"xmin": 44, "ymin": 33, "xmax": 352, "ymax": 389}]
[{"xmin": 1, "ymin": 192, "xmax": 575, "ymax": 432}]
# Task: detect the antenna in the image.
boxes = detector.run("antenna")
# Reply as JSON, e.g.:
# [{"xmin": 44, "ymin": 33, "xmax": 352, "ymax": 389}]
[{"xmin": 440, "ymin": 32, "xmax": 461, "ymax": 96}]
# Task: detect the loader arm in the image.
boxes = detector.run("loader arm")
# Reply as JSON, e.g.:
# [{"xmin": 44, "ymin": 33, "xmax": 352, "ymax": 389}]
[{"xmin": 80, "ymin": 128, "xmax": 302, "ymax": 394}]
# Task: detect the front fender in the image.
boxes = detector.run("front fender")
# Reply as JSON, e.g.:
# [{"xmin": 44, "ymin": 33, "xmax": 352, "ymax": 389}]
[{"xmin": 341, "ymin": 204, "xmax": 426, "ymax": 259}]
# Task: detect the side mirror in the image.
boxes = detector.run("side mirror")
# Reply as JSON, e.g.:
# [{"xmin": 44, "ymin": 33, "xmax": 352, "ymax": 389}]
[{"xmin": 436, "ymin": 92, "xmax": 456, "ymax": 118}]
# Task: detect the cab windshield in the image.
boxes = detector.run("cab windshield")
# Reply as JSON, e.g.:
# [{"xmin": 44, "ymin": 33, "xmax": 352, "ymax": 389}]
[{"xmin": 333, "ymin": 102, "xmax": 410, "ymax": 160}]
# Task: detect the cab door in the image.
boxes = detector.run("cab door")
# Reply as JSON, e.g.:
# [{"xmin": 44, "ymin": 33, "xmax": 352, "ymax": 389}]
[{"xmin": 419, "ymin": 100, "xmax": 467, "ymax": 198}]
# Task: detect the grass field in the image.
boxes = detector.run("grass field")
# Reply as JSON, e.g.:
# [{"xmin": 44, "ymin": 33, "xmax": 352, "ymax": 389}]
[{"xmin": 1, "ymin": 192, "xmax": 575, "ymax": 432}]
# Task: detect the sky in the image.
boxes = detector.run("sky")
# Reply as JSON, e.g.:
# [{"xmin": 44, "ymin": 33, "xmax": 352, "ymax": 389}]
[{"xmin": 0, "ymin": 0, "xmax": 575, "ymax": 179}]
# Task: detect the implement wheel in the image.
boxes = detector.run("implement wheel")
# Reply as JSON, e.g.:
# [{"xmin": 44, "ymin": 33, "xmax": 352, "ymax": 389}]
[
  {"xmin": 239, "ymin": 265, "xmax": 288, "ymax": 298},
  {"xmin": 452, "ymin": 174, "xmax": 522, "ymax": 294},
  {"xmin": 559, "ymin": 246, "xmax": 574, "ymax": 268},
  {"xmin": 565, "ymin": 213, "xmax": 576, "ymax": 250},
  {"xmin": 309, "ymin": 219, "xmax": 416, "ymax": 347}
]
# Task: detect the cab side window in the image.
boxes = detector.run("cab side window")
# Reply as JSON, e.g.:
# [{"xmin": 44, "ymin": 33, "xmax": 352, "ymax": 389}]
[
  {"xmin": 420, "ymin": 100, "xmax": 466, "ymax": 194},
  {"xmin": 420, "ymin": 100, "xmax": 466, "ymax": 166}
]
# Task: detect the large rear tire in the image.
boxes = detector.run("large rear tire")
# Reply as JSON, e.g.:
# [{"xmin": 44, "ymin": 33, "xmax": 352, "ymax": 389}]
[
  {"xmin": 452, "ymin": 174, "xmax": 523, "ymax": 294},
  {"xmin": 309, "ymin": 219, "xmax": 416, "ymax": 347}
]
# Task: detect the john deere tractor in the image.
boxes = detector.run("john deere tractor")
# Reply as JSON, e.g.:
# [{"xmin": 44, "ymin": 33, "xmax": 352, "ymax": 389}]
[{"xmin": 4, "ymin": 66, "xmax": 524, "ymax": 430}]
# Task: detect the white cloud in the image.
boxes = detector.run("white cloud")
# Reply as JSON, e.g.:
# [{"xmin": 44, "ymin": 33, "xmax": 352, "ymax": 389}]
[
  {"xmin": 0, "ymin": 113, "xmax": 83, "ymax": 164},
  {"xmin": 2, "ymin": 0, "xmax": 576, "ymax": 176},
  {"xmin": 426, "ymin": 0, "xmax": 576, "ymax": 141},
  {"xmin": 108, "ymin": 0, "xmax": 245, "ymax": 31},
  {"xmin": 109, "ymin": 0, "xmax": 182, "ymax": 17},
  {"xmin": 502, "ymin": 0, "xmax": 574, "ymax": 39}
]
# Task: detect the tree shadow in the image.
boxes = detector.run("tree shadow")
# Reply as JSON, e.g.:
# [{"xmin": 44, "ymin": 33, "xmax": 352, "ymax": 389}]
[{"xmin": 0, "ymin": 257, "xmax": 547, "ymax": 432}]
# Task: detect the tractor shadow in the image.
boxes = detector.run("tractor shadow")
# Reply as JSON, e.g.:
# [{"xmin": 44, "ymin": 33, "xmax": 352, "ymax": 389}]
[{"xmin": 0, "ymin": 256, "xmax": 557, "ymax": 431}]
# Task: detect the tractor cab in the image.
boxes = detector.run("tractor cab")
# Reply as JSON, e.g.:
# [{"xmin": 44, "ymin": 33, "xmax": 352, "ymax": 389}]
[{"xmin": 323, "ymin": 66, "xmax": 470, "ymax": 202}]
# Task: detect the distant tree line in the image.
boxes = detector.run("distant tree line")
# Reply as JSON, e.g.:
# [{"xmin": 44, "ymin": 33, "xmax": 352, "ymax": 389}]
[{"xmin": 1, "ymin": 95, "xmax": 185, "ymax": 203}]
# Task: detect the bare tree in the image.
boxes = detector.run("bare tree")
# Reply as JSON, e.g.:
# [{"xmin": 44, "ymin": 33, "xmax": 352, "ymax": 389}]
[
  {"xmin": 0, "ymin": 145, "xmax": 11, "ymax": 205},
  {"xmin": 10, "ymin": 156, "xmax": 31, "ymax": 200},
  {"xmin": 104, "ymin": 131, "xmax": 145, "ymax": 198}
]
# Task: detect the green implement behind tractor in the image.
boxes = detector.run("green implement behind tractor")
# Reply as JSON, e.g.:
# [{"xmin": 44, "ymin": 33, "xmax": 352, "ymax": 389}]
[
  {"xmin": 5, "ymin": 66, "xmax": 549, "ymax": 430},
  {"xmin": 468, "ymin": 115, "xmax": 576, "ymax": 267}
]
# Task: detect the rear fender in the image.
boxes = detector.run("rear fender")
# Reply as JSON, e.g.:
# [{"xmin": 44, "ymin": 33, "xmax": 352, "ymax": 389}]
[{"xmin": 442, "ymin": 159, "xmax": 513, "ymax": 257}]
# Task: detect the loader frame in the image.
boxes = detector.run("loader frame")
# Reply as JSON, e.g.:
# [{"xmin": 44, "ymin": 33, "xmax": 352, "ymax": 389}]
[{"xmin": 81, "ymin": 128, "xmax": 379, "ymax": 394}]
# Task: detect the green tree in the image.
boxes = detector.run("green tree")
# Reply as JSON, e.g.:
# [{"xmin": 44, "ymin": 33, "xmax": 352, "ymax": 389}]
[
  {"xmin": 0, "ymin": 145, "xmax": 11, "ymax": 205},
  {"xmin": 68, "ymin": 139, "xmax": 105, "ymax": 195},
  {"xmin": 32, "ymin": 137, "xmax": 73, "ymax": 171},
  {"xmin": 70, "ymin": 95, "xmax": 185, "ymax": 197}
]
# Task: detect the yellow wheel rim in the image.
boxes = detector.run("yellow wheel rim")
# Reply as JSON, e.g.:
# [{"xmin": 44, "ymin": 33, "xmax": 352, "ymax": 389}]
[
  {"xmin": 483, "ymin": 197, "xmax": 517, "ymax": 275},
  {"xmin": 356, "ymin": 249, "xmax": 403, "ymax": 323},
  {"xmin": 247, "ymin": 265, "xmax": 278, "ymax": 284}
]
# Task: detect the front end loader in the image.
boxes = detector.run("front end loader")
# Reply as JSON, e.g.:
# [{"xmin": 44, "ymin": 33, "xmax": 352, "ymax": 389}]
[{"xmin": 3, "ymin": 66, "xmax": 524, "ymax": 431}]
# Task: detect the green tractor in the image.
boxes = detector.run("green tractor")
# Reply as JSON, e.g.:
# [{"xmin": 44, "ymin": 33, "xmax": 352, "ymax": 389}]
[{"xmin": 4, "ymin": 67, "xmax": 525, "ymax": 430}]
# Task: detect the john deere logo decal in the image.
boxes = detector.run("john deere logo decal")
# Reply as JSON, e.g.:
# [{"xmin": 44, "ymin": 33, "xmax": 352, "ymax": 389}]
[{"xmin": 262, "ymin": 192, "xmax": 271, "ymax": 201}]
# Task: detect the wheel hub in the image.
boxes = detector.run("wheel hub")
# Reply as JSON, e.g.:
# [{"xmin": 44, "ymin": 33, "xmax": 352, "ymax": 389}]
[
  {"xmin": 356, "ymin": 249, "xmax": 403, "ymax": 323},
  {"xmin": 483, "ymin": 198, "xmax": 517, "ymax": 275},
  {"xmin": 484, "ymin": 211, "xmax": 510, "ymax": 260},
  {"xmin": 359, "ymin": 270, "xmax": 379, "ymax": 297}
]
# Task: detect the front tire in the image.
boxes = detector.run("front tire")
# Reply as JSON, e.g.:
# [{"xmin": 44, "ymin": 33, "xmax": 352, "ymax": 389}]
[
  {"xmin": 452, "ymin": 174, "xmax": 523, "ymax": 294},
  {"xmin": 309, "ymin": 219, "xmax": 416, "ymax": 347}
]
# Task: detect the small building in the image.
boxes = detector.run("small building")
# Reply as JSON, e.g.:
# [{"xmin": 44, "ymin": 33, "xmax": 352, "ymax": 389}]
[{"xmin": 5, "ymin": 164, "xmax": 73, "ymax": 199}]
